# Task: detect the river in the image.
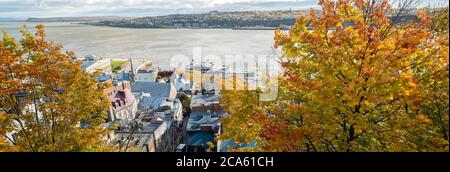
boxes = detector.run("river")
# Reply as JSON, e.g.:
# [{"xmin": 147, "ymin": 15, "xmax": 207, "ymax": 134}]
[{"xmin": 1, "ymin": 22, "xmax": 279, "ymax": 71}]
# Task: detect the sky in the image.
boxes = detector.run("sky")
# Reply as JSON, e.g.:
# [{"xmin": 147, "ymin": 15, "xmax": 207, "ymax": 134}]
[{"xmin": 0, "ymin": 0, "xmax": 448, "ymax": 18}]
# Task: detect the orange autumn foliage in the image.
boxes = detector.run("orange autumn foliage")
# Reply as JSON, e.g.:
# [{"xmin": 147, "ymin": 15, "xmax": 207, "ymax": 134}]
[
  {"xmin": 1, "ymin": 25, "xmax": 114, "ymax": 152},
  {"xmin": 221, "ymin": 0, "xmax": 448, "ymax": 152}
]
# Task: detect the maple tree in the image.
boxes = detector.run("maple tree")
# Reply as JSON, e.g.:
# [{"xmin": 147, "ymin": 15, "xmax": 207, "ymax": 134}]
[
  {"xmin": 0, "ymin": 25, "xmax": 114, "ymax": 152},
  {"xmin": 220, "ymin": 0, "xmax": 449, "ymax": 152}
]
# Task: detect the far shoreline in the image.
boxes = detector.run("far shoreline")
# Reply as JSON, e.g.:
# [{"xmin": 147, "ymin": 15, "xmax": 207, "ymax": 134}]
[
  {"xmin": 79, "ymin": 22, "xmax": 289, "ymax": 31},
  {"xmin": 1, "ymin": 21, "xmax": 287, "ymax": 31}
]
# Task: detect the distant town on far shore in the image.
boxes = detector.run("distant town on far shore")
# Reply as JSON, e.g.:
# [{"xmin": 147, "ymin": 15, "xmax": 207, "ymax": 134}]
[{"xmin": 3, "ymin": 8, "xmax": 421, "ymax": 30}]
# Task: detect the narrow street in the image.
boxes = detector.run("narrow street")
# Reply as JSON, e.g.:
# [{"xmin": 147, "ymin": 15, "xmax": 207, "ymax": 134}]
[{"xmin": 181, "ymin": 113, "xmax": 190, "ymax": 144}]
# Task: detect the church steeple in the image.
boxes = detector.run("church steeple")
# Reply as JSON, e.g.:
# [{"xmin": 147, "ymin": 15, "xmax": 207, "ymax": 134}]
[{"xmin": 129, "ymin": 58, "xmax": 136, "ymax": 83}]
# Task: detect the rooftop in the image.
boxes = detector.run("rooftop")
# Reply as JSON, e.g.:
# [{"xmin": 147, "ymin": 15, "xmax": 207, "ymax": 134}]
[
  {"xmin": 191, "ymin": 94, "xmax": 220, "ymax": 108},
  {"xmin": 109, "ymin": 89, "xmax": 135, "ymax": 112},
  {"xmin": 137, "ymin": 63, "xmax": 155, "ymax": 73},
  {"xmin": 136, "ymin": 93, "xmax": 152, "ymax": 110},
  {"xmin": 138, "ymin": 98, "xmax": 182, "ymax": 129},
  {"xmin": 186, "ymin": 111, "xmax": 224, "ymax": 132},
  {"xmin": 94, "ymin": 74, "xmax": 112, "ymax": 83},
  {"xmin": 218, "ymin": 140, "xmax": 257, "ymax": 152},
  {"xmin": 105, "ymin": 82, "xmax": 135, "ymax": 113},
  {"xmin": 187, "ymin": 131, "xmax": 215, "ymax": 146},
  {"xmin": 137, "ymin": 69, "xmax": 155, "ymax": 73},
  {"xmin": 131, "ymin": 82, "xmax": 177, "ymax": 111},
  {"xmin": 112, "ymin": 120, "xmax": 167, "ymax": 152}
]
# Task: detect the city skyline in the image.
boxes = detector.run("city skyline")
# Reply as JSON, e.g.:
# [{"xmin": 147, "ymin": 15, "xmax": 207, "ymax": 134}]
[{"xmin": 0, "ymin": 0, "xmax": 448, "ymax": 18}]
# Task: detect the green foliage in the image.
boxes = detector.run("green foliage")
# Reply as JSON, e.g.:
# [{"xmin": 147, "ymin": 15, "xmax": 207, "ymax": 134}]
[
  {"xmin": 178, "ymin": 94, "xmax": 192, "ymax": 115},
  {"xmin": 111, "ymin": 60, "xmax": 127, "ymax": 73}
]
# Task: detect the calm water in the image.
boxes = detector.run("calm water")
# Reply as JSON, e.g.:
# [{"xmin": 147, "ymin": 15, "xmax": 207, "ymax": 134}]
[{"xmin": 1, "ymin": 22, "xmax": 278, "ymax": 70}]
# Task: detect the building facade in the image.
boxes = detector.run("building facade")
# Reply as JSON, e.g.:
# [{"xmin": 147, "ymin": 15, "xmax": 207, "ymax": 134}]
[
  {"xmin": 104, "ymin": 81, "xmax": 138, "ymax": 122},
  {"xmin": 81, "ymin": 55, "xmax": 112, "ymax": 74}
]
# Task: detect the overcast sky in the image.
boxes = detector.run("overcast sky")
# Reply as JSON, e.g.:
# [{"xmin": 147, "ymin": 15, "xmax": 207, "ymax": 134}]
[{"xmin": 0, "ymin": 0, "xmax": 448, "ymax": 18}]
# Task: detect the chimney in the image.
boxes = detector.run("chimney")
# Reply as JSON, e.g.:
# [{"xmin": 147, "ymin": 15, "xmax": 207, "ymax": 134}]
[
  {"xmin": 118, "ymin": 91, "xmax": 125, "ymax": 98},
  {"xmin": 200, "ymin": 125, "xmax": 213, "ymax": 132}
]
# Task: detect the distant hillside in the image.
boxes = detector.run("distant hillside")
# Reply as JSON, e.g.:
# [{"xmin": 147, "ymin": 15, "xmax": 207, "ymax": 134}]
[
  {"xmin": 89, "ymin": 10, "xmax": 312, "ymax": 29},
  {"xmin": 26, "ymin": 16, "xmax": 132, "ymax": 22},
  {"xmin": 88, "ymin": 9, "xmax": 420, "ymax": 29},
  {"xmin": 0, "ymin": 17, "xmax": 26, "ymax": 22}
]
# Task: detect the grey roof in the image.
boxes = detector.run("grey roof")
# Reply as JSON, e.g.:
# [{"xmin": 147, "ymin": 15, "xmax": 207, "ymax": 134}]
[
  {"xmin": 187, "ymin": 112, "xmax": 223, "ymax": 132},
  {"xmin": 115, "ymin": 72, "xmax": 130, "ymax": 82},
  {"xmin": 94, "ymin": 74, "xmax": 112, "ymax": 83},
  {"xmin": 135, "ymin": 93, "xmax": 152, "ymax": 110},
  {"xmin": 131, "ymin": 82, "xmax": 177, "ymax": 111},
  {"xmin": 112, "ymin": 120, "xmax": 168, "ymax": 152},
  {"xmin": 191, "ymin": 94, "xmax": 220, "ymax": 107},
  {"xmin": 190, "ymin": 111, "xmax": 227, "ymax": 118},
  {"xmin": 132, "ymin": 82, "xmax": 175, "ymax": 98}
]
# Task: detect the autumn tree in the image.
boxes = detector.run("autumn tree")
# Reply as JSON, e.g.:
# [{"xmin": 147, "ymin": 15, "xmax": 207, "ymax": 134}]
[
  {"xmin": 220, "ymin": 0, "xmax": 449, "ymax": 152},
  {"xmin": 0, "ymin": 25, "xmax": 114, "ymax": 152},
  {"xmin": 178, "ymin": 94, "xmax": 192, "ymax": 116}
]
